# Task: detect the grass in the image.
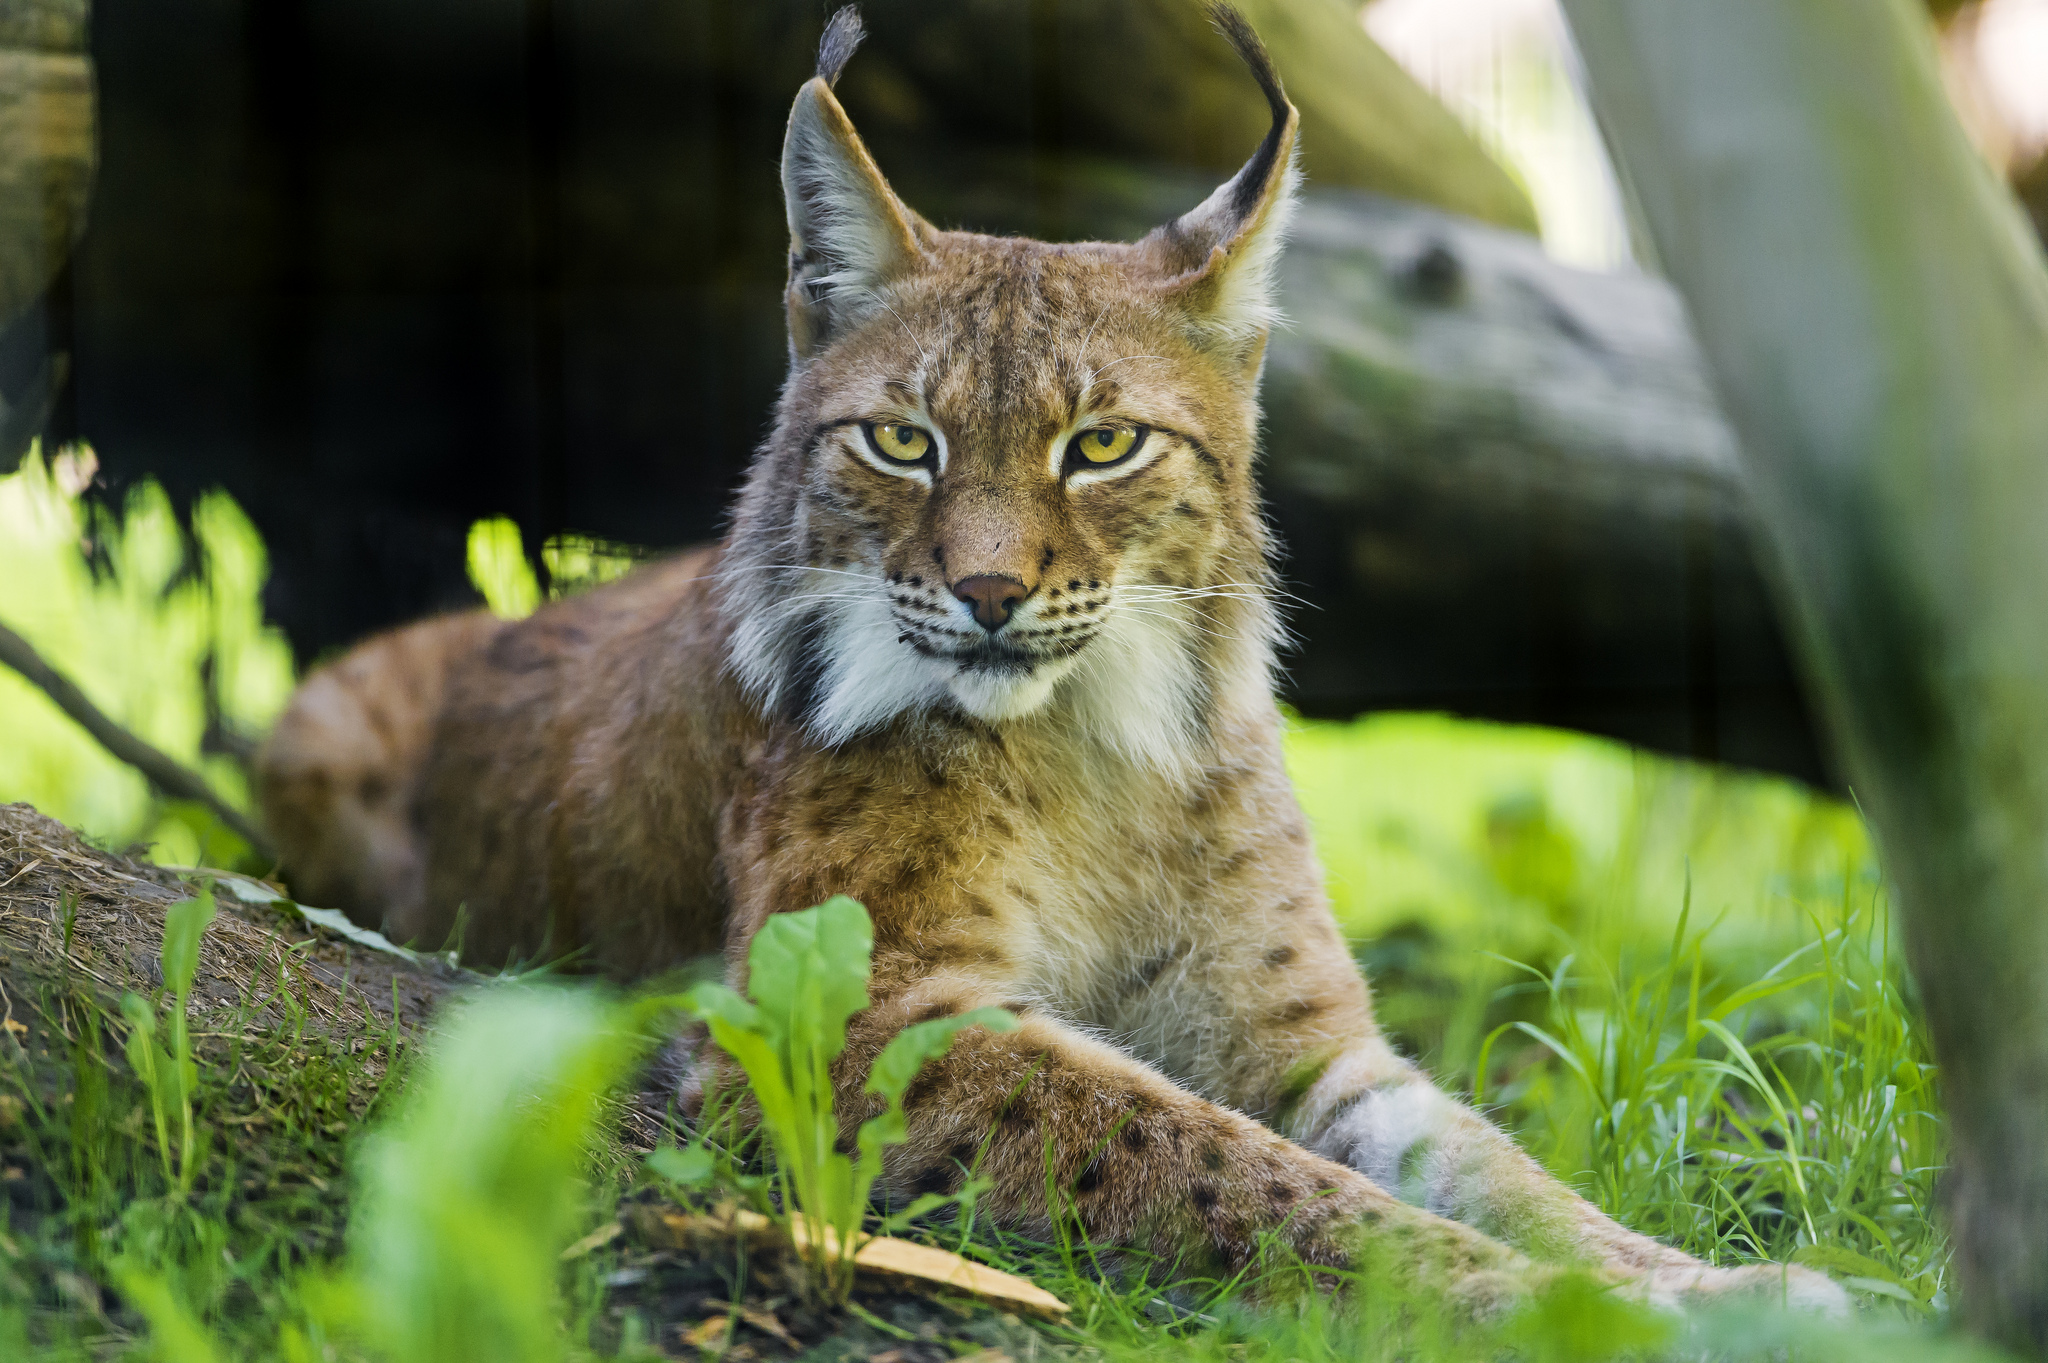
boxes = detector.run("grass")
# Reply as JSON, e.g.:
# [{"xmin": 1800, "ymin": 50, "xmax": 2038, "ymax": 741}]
[
  {"xmin": 0, "ymin": 903, "xmax": 410, "ymax": 1357},
  {"xmin": 1284, "ymin": 714, "xmax": 1946, "ymax": 1311},
  {"xmin": 0, "ymin": 454, "xmax": 1988, "ymax": 1357}
]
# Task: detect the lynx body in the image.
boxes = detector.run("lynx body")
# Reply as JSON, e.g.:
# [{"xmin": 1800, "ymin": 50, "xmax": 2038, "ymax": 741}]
[{"xmin": 259, "ymin": 8, "xmax": 1843, "ymax": 1315}]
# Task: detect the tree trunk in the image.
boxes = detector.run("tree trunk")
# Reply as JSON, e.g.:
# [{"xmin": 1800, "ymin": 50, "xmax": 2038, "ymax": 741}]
[
  {"xmin": 0, "ymin": 0, "xmax": 90, "ymax": 471},
  {"xmin": 1563, "ymin": 0, "xmax": 2048, "ymax": 1348}
]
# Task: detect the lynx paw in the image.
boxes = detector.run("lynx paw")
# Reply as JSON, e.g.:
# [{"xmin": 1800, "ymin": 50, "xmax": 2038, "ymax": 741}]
[{"xmin": 1644, "ymin": 1261, "xmax": 1851, "ymax": 1317}]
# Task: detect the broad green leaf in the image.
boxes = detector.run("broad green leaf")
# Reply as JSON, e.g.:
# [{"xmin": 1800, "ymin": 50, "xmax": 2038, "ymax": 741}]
[
  {"xmin": 341, "ymin": 984, "xmax": 658, "ymax": 1363},
  {"xmin": 675, "ymin": 900, "xmax": 997, "ymax": 1304},
  {"xmin": 683, "ymin": 981, "xmax": 763, "ymax": 1037},
  {"xmin": 746, "ymin": 896, "xmax": 872, "ymax": 1056},
  {"xmin": 701, "ymin": 1015, "xmax": 797, "ymax": 1140},
  {"xmin": 115, "ymin": 1267, "xmax": 225, "ymax": 1363},
  {"xmin": 120, "ymin": 990, "xmax": 156, "ymax": 1041},
  {"xmin": 160, "ymin": 887, "xmax": 217, "ymax": 1000}
]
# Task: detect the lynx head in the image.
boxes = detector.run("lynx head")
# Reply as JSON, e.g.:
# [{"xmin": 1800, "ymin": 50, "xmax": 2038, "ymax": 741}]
[{"xmin": 723, "ymin": 4, "xmax": 1297, "ymax": 770}]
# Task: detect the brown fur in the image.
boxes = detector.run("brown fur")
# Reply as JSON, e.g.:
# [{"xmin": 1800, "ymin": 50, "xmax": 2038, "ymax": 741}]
[{"xmin": 258, "ymin": 6, "xmax": 1843, "ymax": 1316}]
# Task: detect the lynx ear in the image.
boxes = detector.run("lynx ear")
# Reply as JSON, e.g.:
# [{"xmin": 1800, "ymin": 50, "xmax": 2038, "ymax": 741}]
[
  {"xmin": 1144, "ymin": 5, "xmax": 1300, "ymax": 371},
  {"xmin": 781, "ymin": 7, "xmax": 924, "ymax": 358}
]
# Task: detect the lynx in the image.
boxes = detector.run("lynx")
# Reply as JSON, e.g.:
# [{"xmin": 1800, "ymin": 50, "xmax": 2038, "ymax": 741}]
[{"xmin": 258, "ymin": 6, "xmax": 1844, "ymax": 1316}]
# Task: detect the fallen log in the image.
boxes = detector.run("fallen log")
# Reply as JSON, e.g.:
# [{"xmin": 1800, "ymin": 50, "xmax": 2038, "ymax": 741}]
[{"xmin": 1264, "ymin": 190, "xmax": 1831, "ymax": 786}]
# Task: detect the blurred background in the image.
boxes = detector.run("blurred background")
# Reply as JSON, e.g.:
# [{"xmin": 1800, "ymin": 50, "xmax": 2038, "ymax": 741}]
[{"xmin": 0, "ymin": 0, "xmax": 2043, "ymax": 1045}]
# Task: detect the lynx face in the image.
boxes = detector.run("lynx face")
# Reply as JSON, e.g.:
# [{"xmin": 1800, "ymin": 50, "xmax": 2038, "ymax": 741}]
[{"xmin": 723, "ymin": 9, "xmax": 1298, "ymax": 769}]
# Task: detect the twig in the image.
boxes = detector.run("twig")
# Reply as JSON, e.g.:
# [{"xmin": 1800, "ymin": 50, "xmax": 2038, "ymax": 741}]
[{"xmin": 0, "ymin": 620, "xmax": 277, "ymax": 861}]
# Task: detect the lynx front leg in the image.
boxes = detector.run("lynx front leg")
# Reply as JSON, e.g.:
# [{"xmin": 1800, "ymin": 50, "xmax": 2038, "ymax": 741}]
[
  {"xmin": 1282, "ymin": 1037, "xmax": 1849, "ymax": 1311},
  {"xmin": 1143, "ymin": 901, "xmax": 1848, "ymax": 1313},
  {"xmin": 834, "ymin": 958, "xmax": 1544, "ymax": 1315}
]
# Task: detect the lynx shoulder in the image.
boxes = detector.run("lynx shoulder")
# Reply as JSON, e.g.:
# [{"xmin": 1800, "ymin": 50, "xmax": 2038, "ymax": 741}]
[{"xmin": 257, "ymin": 4, "xmax": 1846, "ymax": 1317}]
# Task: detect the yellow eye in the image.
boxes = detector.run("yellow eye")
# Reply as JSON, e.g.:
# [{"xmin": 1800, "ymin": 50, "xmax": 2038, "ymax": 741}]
[
  {"xmin": 864, "ymin": 421, "xmax": 933, "ymax": 463},
  {"xmin": 1071, "ymin": 425, "xmax": 1144, "ymax": 466}
]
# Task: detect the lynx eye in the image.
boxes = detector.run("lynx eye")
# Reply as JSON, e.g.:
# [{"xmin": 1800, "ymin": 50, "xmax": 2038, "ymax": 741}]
[
  {"xmin": 863, "ymin": 421, "xmax": 933, "ymax": 464},
  {"xmin": 1069, "ymin": 425, "xmax": 1145, "ymax": 467}
]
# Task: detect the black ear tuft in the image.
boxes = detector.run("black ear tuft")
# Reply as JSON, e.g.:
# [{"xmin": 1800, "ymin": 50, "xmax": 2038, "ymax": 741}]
[
  {"xmin": 1206, "ymin": 4, "xmax": 1286, "ymax": 127},
  {"xmin": 1206, "ymin": 4, "xmax": 1290, "ymax": 219},
  {"xmin": 816, "ymin": 7, "xmax": 866, "ymax": 89}
]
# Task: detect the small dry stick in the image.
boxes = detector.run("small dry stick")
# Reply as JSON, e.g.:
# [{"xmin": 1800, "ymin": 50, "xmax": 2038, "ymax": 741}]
[{"xmin": 0, "ymin": 619, "xmax": 277, "ymax": 862}]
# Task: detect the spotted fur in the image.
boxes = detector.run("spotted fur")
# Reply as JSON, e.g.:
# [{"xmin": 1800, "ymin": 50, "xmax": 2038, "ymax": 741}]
[{"xmin": 257, "ymin": 5, "xmax": 1844, "ymax": 1319}]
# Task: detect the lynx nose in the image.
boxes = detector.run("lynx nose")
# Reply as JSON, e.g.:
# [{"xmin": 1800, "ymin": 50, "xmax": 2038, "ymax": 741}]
[{"xmin": 952, "ymin": 575, "xmax": 1028, "ymax": 633}]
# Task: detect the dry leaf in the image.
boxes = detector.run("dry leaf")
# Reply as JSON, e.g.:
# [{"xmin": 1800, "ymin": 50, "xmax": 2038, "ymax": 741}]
[
  {"xmin": 733, "ymin": 1305, "xmax": 799, "ymax": 1347},
  {"xmin": 560, "ymin": 1219, "xmax": 624, "ymax": 1261},
  {"xmin": 680, "ymin": 1314, "xmax": 732, "ymax": 1350},
  {"xmin": 631, "ymin": 1204, "xmax": 1068, "ymax": 1318}
]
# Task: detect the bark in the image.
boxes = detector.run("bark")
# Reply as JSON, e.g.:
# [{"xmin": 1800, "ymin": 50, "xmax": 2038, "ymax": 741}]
[
  {"xmin": 1563, "ymin": 0, "xmax": 2048, "ymax": 1348},
  {"xmin": 0, "ymin": 0, "xmax": 91, "ymax": 472},
  {"xmin": 0, "ymin": 0, "xmax": 89, "ymax": 323}
]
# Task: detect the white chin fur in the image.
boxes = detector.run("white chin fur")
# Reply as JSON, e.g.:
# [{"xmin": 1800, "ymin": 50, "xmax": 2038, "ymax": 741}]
[{"xmin": 947, "ymin": 656, "xmax": 1076, "ymax": 722}]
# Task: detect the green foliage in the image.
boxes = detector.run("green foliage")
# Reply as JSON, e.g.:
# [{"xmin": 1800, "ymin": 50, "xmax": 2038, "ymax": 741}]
[
  {"xmin": 3, "ymin": 902, "xmax": 412, "ymax": 1358},
  {"xmin": 466, "ymin": 516, "xmax": 642, "ymax": 621},
  {"xmin": 1285, "ymin": 711, "xmax": 1870, "ymax": 972},
  {"xmin": 466, "ymin": 517, "xmax": 543, "ymax": 620},
  {"xmin": 120, "ymin": 887, "xmax": 219, "ymax": 1192},
  {"xmin": 0, "ymin": 446, "xmax": 294, "ymax": 869},
  {"xmin": 1482, "ymin": 883, "xmax": 1946, "ymax": 1310},
  {"xmin": 315, "ymin": 986, "xmax": 664, "ymax": 1363},
  {"xmin": 684, "ymin": 896, "xmax": 1016, "ymax": 1301}
]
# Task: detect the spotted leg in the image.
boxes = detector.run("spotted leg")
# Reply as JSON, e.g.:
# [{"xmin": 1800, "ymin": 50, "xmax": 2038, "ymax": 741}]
[{"xmin": 1121, "ymin": 894, "xmax": 1850, "ymax": 1314}]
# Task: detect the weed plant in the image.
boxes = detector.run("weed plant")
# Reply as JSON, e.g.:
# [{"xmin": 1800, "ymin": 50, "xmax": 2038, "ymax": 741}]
[{"xmin": 675, "ymin": 896, "xmax": 1013, "ymax": 1303}]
